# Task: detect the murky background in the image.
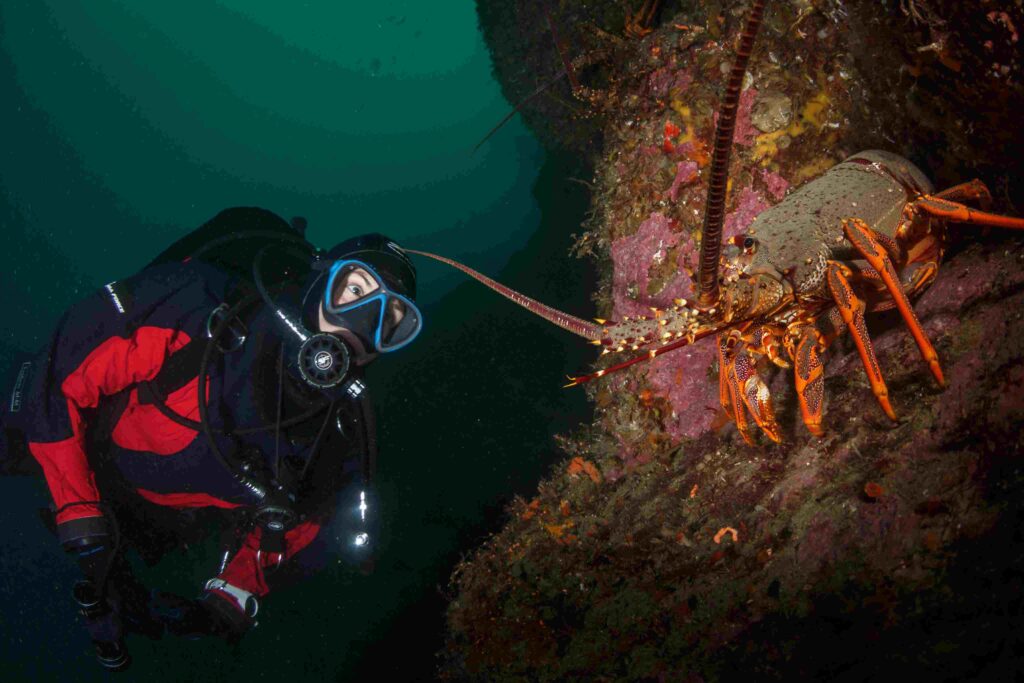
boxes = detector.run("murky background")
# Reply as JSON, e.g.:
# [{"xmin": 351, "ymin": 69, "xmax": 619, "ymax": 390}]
[{"xmin": 0, "ymin": 1, "xmax": 594, "ymax": 679}]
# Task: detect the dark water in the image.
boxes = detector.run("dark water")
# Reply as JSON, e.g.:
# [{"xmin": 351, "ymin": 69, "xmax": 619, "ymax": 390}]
[{"xmin": 0, "ymin": 2, "xmax": 595, "ymax": 680}]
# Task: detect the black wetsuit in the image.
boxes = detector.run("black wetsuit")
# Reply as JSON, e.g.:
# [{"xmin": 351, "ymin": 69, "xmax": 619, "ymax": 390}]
[{"xmin": 5, "ymin": 208, "xmax": 372, "ymax": 619}]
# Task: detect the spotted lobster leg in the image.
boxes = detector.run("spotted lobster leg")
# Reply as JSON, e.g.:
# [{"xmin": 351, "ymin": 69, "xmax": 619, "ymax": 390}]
[
  {"xmin": 826, "ymin": 262, "xmax": 898, "ymax": 421},
  {"xmin": 931, "ymin": 179, "xmax": 993, "ymax": 206},
  {"xmin": 718, "ymin": 334, "xmax": 756, "ymax": 446},
  {"xmin": 842, "ymin": 218, "xmax": 945, "ymax": 387},
  {"xmin": 910, "ymin": 193, "xmax": 1024, "ymax": 230},
  {"xmin": 788, "ymin": 308, "xmax": 844, "ymax": 438},
  {"xmin": 718, "ymin": 328, "xmax": 783, "ymax": 444},
  {"xmin": 793, "ymin": 334, "xmax": 825, "ymax": 436}
]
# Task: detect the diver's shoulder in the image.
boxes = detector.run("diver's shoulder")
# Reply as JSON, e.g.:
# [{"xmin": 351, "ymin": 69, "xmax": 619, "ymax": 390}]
[
  {"xmin": 83, "ymin": 259, "xmax": 232, "ymax": 321},
  {"xmin": 134, "ymin": 258, "xmax": 231, "ymax": 290}
]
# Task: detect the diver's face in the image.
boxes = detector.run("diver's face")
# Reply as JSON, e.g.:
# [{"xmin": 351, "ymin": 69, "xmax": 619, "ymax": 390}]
[{"xmin": 318, "ymin": 266, "xmax": 406, "ymax": 364}]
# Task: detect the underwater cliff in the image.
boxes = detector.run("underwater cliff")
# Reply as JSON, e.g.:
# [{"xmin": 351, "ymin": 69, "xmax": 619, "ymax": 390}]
[{"xmin": 445, "ymin": 1, "xmax": 1024, "ymax": 679}]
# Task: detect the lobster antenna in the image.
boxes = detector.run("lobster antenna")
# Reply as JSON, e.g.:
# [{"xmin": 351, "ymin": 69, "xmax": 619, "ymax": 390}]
[
  {"xmin": 696, "ymin": 0, "xmax": 767, "ymax": 309},
  {"xmin": 471, "ymin": 3, "xmax": 577, "ymax": 155},
  {"xmin": 407, "ymin": 249, "xmax": 602, "ymax": 339},
  {"xmin": 471, "ymin": 73, "xmax": 568, "ymax": 155},
  {"xmin": 564, "ymin": 326, "xmax": 719, "ymax": 386},
  {"xmin": 543, "ymin": 1, "xmax": 580, "ymax": 92}
]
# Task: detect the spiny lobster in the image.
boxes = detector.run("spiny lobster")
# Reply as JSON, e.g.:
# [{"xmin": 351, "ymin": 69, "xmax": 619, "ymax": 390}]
[{"xmin": 411, "ymin": 0, "xmax": 1024, "ymax": 444}]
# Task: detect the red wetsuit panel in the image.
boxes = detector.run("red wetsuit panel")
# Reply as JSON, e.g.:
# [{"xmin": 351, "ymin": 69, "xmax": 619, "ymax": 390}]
[
  {"xmin": 112, "ymin": 380, "xmax": 201, "ymax": 455},
  {"xmin": 135, "ymin": 488, "xmax": 243, "ymax": 510},
  {"xmin": 28, "ymin": 418, "xmax": 102, "ymax": 522},
  {"xmin": 60, "ymin": 327, "xmax": 192, "ymax": 409},
  {"xmin": 31, "ymin": 326, "xmax": 192, "ymax": 524},
  {"xmin": 216, "ymin": 520, "xmax": 323, "ymax": 598}
]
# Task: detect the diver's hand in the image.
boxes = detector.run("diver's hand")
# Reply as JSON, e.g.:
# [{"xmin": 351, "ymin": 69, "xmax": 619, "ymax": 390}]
[
  {"xmin": 152, "ymin": 590, "xmax": 253, "ymax": 644},
  {"xmin": 72, "ymin": 543, "xmax": 164, "ymax": 641},
  {"xmin": 198, "ymin": 589, "xmax": 255, "ymax": 642}
]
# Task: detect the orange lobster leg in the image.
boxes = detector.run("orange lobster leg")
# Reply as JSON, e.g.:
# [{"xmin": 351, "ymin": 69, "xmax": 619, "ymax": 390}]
[
  {"xmin": 744, "ymin": 325, "xmax": 790, "ymax": 368},
  {"xmin": 793, "ymin": 327, "xmax": 827, "ymax": 437},
  {"xmin": 826, "ymin": 262, "xmax": 897, "ymax": 421},
  {"xmin": 718, "ymin": 334, "xmax": 756, "ymax": 446},
  {"xmin": 863, "ymin": 229, "xmax": 902, "ymax": 262},
  {"xmin": 933, "ymin": 179, "xmax": 992, "ymax": 207},
  {"xmin": 720, "ymin": 330, "xmax": 783, "ymax": 443},
  {"xmin": 791, "ymin": 311, "xmax": 841, "ymax": 437},
  {"xmin": 734, "ymin": 353, "xmax": 782, "ymax": 443},
  {"xmin": 912, "ymin": 195, "xmax": 1024, "ymax": 230},
  {"xmin": 718, "ymin": 334, "xmax": 731, "ymax": 413},
  {"xmin": 842, "ymin": 218, "xmax": 944, "ymax": 387}
]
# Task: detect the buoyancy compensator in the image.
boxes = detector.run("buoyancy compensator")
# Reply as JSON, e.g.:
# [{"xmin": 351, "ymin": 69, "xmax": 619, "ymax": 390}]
[{"xmin": 147, "ymin": 208, "xmax": 389, "ymax": 560}]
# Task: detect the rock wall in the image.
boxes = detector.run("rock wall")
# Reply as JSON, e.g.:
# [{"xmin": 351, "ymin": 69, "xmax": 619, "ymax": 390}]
[{"xmin": 446, "ymin": 1, "xmax": 1024, "ymax": 679}]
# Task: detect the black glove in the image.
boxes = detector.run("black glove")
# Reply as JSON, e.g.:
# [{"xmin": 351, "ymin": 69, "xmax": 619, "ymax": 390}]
[
  {"xmin": 72, "ymin": 542, "xmax": 164, "ymax": 641},
  {"xmin": 151, "ymin": 590, "xmax": 254, "ymax": 644}
]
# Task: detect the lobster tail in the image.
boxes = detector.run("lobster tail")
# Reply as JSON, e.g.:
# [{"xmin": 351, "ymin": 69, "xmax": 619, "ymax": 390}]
[
  {"xmin": 697, "ymin": 0, "xmax": 767, "ymax": 309},
  {"xmin": 407, "ymin": 249, "xmax": 603, "ymax": 339}
]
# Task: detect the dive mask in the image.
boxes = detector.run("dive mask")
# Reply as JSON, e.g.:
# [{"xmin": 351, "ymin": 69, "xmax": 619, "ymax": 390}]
[{"xmin": 322, "ymin": 259, "xmax": 422, "ymax": 353}]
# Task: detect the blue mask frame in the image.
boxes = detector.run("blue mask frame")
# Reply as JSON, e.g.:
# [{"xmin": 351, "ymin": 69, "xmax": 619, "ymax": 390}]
[{"xmin": 323, "ymin": 259, "xmax": 422, "ymax": 352}]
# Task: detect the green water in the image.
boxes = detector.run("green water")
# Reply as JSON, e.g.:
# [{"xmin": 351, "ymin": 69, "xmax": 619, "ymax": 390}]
[{"xmin": 0, "ymin": 1, "xmax": 595, "ymax": 680}]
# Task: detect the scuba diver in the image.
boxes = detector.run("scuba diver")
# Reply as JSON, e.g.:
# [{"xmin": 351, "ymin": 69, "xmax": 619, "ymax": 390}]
[{"xmin": 0, "ymin": 207, "xmax": 422, "ymax": 669}]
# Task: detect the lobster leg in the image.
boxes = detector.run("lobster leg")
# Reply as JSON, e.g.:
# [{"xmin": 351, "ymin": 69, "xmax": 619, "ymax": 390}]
[
  {"xmin": 718, "ymin": 334, "xmax": 731, "ymax": 416},
  {"xmin": 787, "ymin": 310, "xmax": 843, "ymax": 437},
  {"xmin": 735, "ymin": 355, "xmax": 782, "ymax": 443},
  {"xmin": 933, "ymin": 179, "xmax": 992, "ymax": 207},
  {"xmin": 744, "ymin": 325, "xmax": 790, "ymax": 368},
  {"xmin": 793, "ymin": 326, "xmax": 827, "ymax": 437},
  {"xmin": 842, "ymin": 218, "xmax": 945, "ymax": 387},
  {"xmin": 910, "ymin": 195, "xmax": 1024, "ymax": 230},
  {"xmin": 826, "ymin": 262, "xmax": 898, "ymax": 421},
  {"xmin": 720, "ymin": 330, "xmax": 783, "ymax": 443},
  {"xmin": 719, "ymin": 334, "xmax": 756, "ymax": 446}
]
